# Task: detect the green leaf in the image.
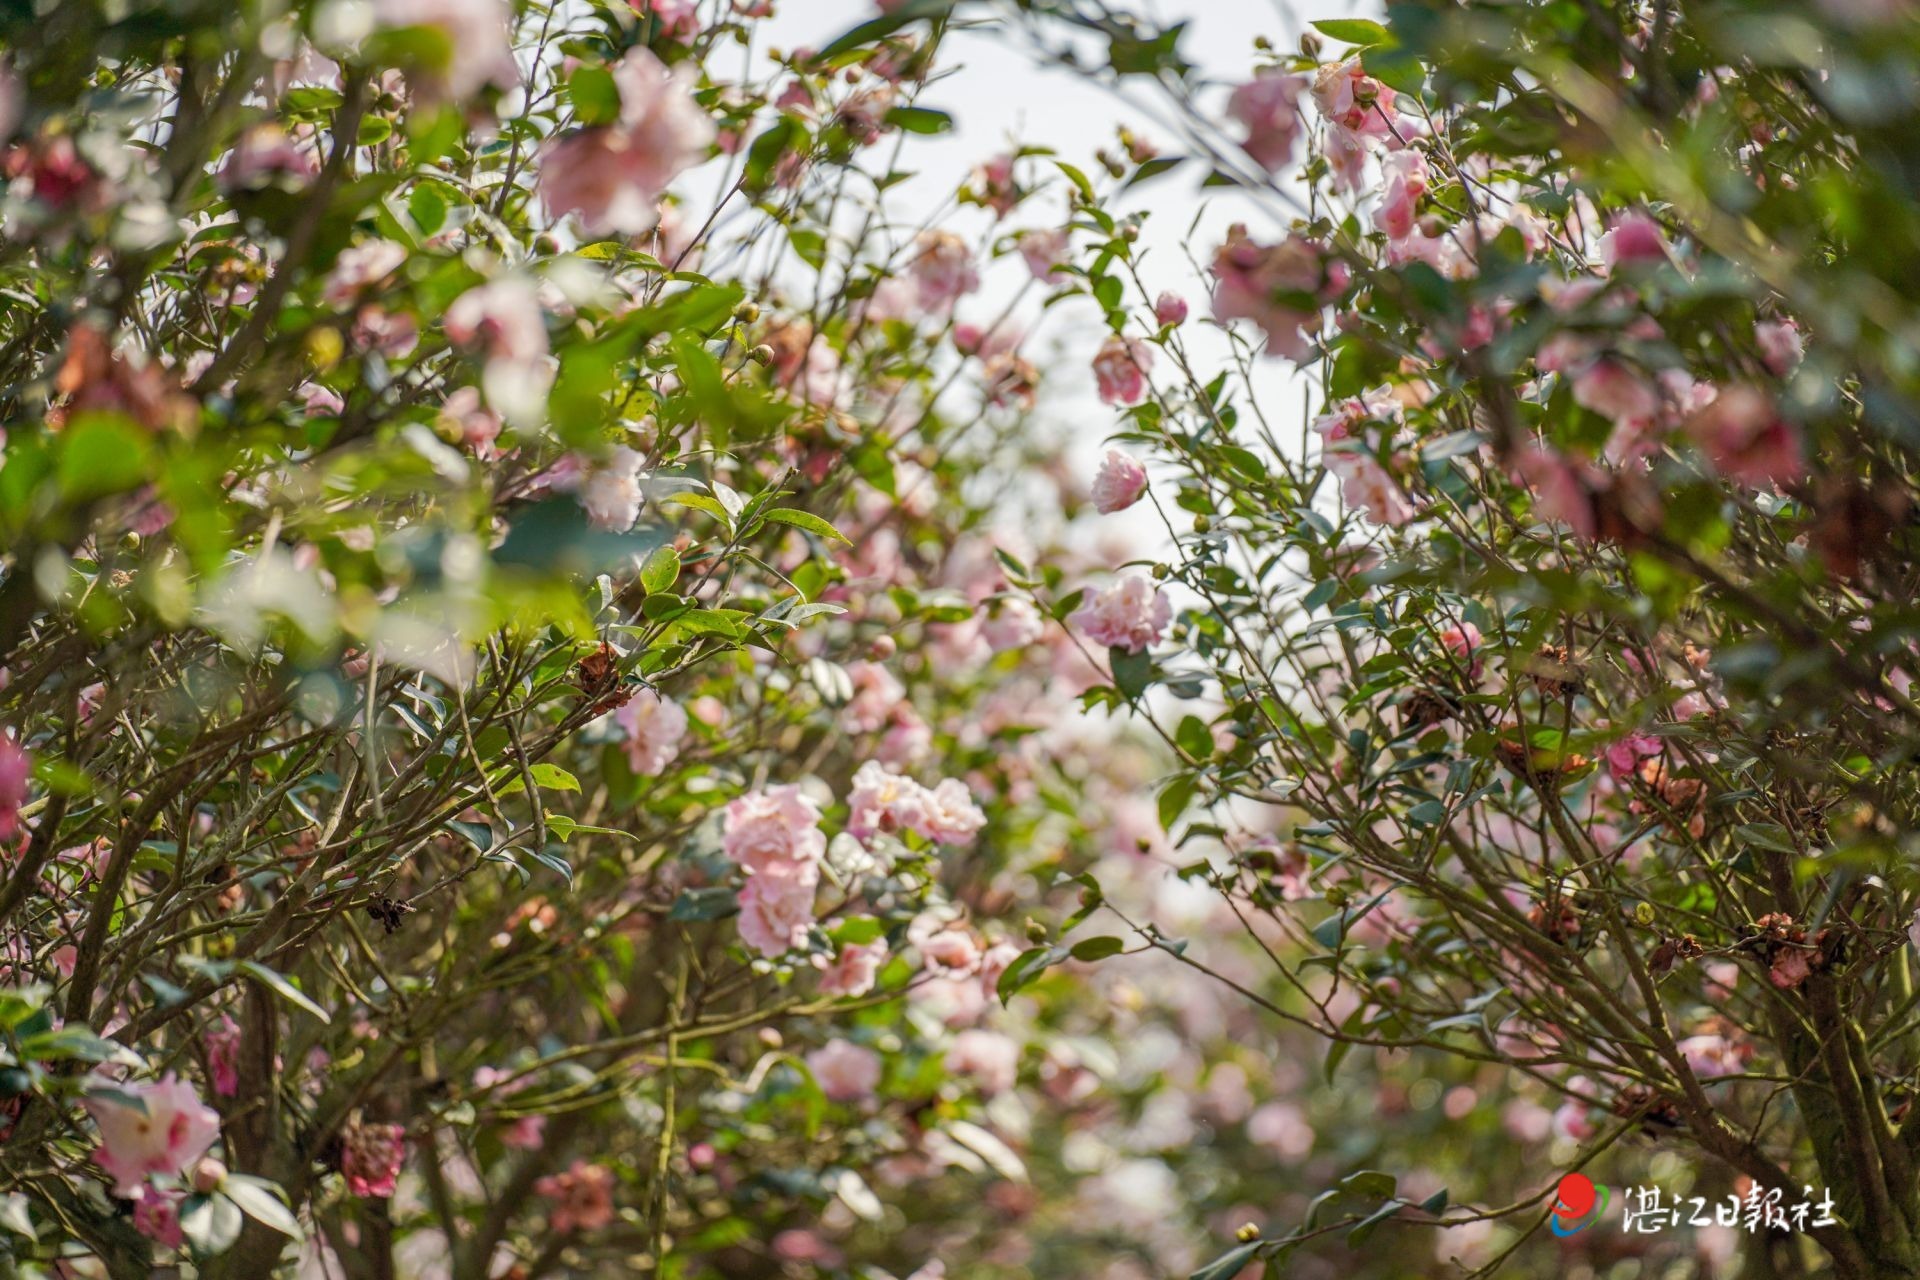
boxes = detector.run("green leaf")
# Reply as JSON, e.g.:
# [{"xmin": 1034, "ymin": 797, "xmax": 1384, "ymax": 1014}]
[
  {"xmin": 1347, "ymin": 1197, "xmax": 1409, "ymax": 1245},
  {"xmin": 817, "ymin": 0, "xmax": 955, "ymax": 59},
  {"xmin": 57, "ymin": 414, "xmax": 154, "ymax": 503},
  {"xmin": 18, "ymin": 1026, "xmax": 143, "ymax": 1068},
  {"xmin": 220, "ymin": 1177, "xmax": 301, "ymax": 1238},
  {"xmin": 529, "ymin": 763, "xmax": 580, "ymax": 793},
  {"xmin": 1175, "ymin": 715, "xmax": 1213, "ymax": 760},
  {"xmin": 179, "ymin": 1192, "xmax": 244, "ymax": 1254},
  {"xmin": 762, "ymin": 507, "xmax": 850, "ymax": 544},
  {"xmin": 885, "ymin": 105, "xmax": 954, "ymax": 134},
  {"xmin": 1312, "ymin": 17, "xmax": 1391, "ymax": 45},
  {"xmin": 568, "ymin": 65, "xmax": 620, "ymax": 126},
  {"xmin": 237, "ymin": 961, "xmax": 330, "ymax": 1024},
  {"xmin": 640, "ymin": 545, "xmax": 681, "ymax": 595},
  {"xmin": 1069, "ymin": 935, "xmax": 1125, "ymax": 961},
  {"xmin": 1190, "ymin": 1243, "xmax": 1262, "ymax": 1280},
  {"xmin": 1111, "ymin": 646, "xmax": 1154, "ymax": 700},
  {"xmin": 995, "ymin": 945, "xmax": 1067, "ymax": 1001}
]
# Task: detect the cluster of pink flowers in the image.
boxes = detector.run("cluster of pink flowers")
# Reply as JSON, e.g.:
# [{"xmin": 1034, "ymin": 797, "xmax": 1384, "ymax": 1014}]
[
  {"xmin": 339, "ymin": 1114, "xmax": 407, "ymax": 1199},
  {"xmin": 614, "ymin": 688, "xmax": 687, "ymax": 774},
  {"xmin": 815, "ymin": 938, "xmax": 888, "ymax": 997},
  {"xmin": 845, "ymin": 762, "xmax": 987, "ymax": 846},
  {"xmin": 1211, "ymin": 226, "xmax": 1350, "ymax": 362},
  {"xmin": 724, "ymin": 785, "xmax": 827, "ymax": 957},
  {"xmin": 1069, "ymin": 575, "xmax": 1170, "ymax": 653},
  {"xmin": 538, "ymin": 48, "xmax": 715, "ymax": 236},
  {"xmin": 536, "ymin": 1159, "xmax": 616, "ymax": 1233},
  {"xmin": 1311, "ymin": 387, "xmax": 1415, "ymax": 527},
  {"xmin": 444, "ymin": 275, "xmax": 552, "ymax": 428}
]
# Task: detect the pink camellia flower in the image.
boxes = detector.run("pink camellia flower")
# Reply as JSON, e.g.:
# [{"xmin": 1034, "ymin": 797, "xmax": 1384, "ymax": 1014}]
[
  {"xmin": 1598, "ymin": 212, "xmax": 1671, "ymax": 269},
  {"xmin": 440, "ymin": 385, "xmax": 503, "ymax": 458},
  {"xmin": 909, "ymin": 230, "xmax": 980, "ymax": 312},
  {"xmin": 1154, "ymin": 292, "xmax": 1188, "ymax": 326},
  {"xmin": 613, "ymin": 688, "xmax": 686, "ymax": 774},
  {"xmin": 536, "ymin": 1160, "xmax": 616, "ymax": 1233},
  {"xmin": 1016, "ymin": 228, "xmax": 1070, "ymax": 283},
  {"xmin": 132, "ymin": 1185, "xmax": 185, "ymax": 1249},
  {"xmin": 1312, "ymin": 59, "xmax": 1395, "ymax": 140},
  {"xmin": 1227, "ymin": 69, "xmax": 1308, "ymax": 170},
  {"xmin": 722, "ymin": 785, "xmax": 826, "ymax": 873},
  {"xmin": 945, "ymin": 1029, "xmax": 1019, "ymax": 1095},
  {"xmin": 538, "ymin": 47, "xmax": 715, "ymax": 236},
  {"xmin": 917, "ymin": 778, "xmax": 987, "ymax": 844},
  {"xmin": 633, "ymin": 0, "xmax": 699, "ymax": 40},
  {"xmin": 445, "ymin": 276, "xmax": 548, "ymax": 362},
  {"xmin": 323, "ymin": 240, "xmax": 407, "ymax": 307},
  {"xmin": 339, "ymin": 1116, "xmax": 406, "ymax": 1199},
  {"xmin": 578, "ymin": 445, "xmax": 647, "ymax": 531},
  {"xmin": 300, "ymin": 382, "xmax": 346, "ymax": 418},
  {"xmin": 0, "ymin": 733, "xmax": 29, "ymax": 840},
  {"xmin": 445, "ymin": 276, "xmax": 552, "ymax": 426},
  {"xmin": 1211, "ymin": 225, "xmax": 1348, "ymax": 361},
  {"xmin": 1683, "ymin": 384, "xmax": 1805, "ymax": 487},
  {"xmin": 1605, "ymin": 730, "xmax": 1662, "ymax": 780},
  {"xmin": 844, "ymin": 763, "xmax": 986, "ymax": 846},
  {"xmin": 372, "ymin": 0, "xmax": 519, "ymax": 103},
  {"xmin": 1755, "ymin": 318, "xmax": 1804, "ymax": 376},
  {"xmin": 1069, "ymin": 575, "xmax": 1170, "ymax": 653},
  {"xmin": 1678, "ymin": 1033, "xmax": 1747, "ymax": 1079},
  {"xmin": 918, "ymin": 928, "xmax": 982, "ymax": 977},
  {"xmin": 204, "ymin": 1014, "xmax": 241, "ymax": 1098},
  {"xmin": 218, "ymin": 124, "xmax": 317, "ymax": 190},
  {"xmin": 82, "ymin": 1075, "xmax": 221, "ymax": 1197},
  {"xmin": 1510, "ymin": 443, "xmax": 1598, "ymax": 538},
  {"xmin": 816, "ymin": 939, "xmax": 887, "ymax": 998},
  {"xmin": 1313, "ymin": 387, "xmax": 1416, "ymax": 526},
  {"xmin": 1092, "ymin": 335, "xmax": 1153, "ymax": 406},
  {"xmin": 971, "ymin": 152, "xmax": 1020, "ymax": 216},
  {"xmin": 842, "ymin": 661, "xmax": 906, "ymax": 734},
  {"xmin": 1769, "ymin": 947, "xmax": 1814, "ymax": 991},
  {"xmin": 1571, "ymin": 357, "xmax": 1660, "ymax": 432},
  {"xmin": 1372, "ymin": 149, "xmax": 1428, "ymax": 242},
  {"xmin": 806, "ymin": 1039, "xmax": 882, "ymax": 1102},
  {"xmin": 736, "ymin": 859, "xmax": 819, "ymax": 957},
  {"xmin": 1091, "ymin": 449, "xmax": 1148, "ymax": 514},
  {"xmin": 1439, "ymin": 622, "xmax": 1483, "ymax": 681}
]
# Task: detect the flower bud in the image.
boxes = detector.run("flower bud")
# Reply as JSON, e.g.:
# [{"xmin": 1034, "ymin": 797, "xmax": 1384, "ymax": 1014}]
[
  {"xmin": 1236, "ymin": 1223, "xmax": 1261, "ymax": 1243},
  {"xmin": 192, "ymin": 1158, "xmax": 228, "ymax": 1193},
  {"xmin": 749, "ymin": 344, "xmax": 776, "ymax": 366}
]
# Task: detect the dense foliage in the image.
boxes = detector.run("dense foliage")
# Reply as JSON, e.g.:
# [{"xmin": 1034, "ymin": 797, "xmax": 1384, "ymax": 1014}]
[{"xmin": 7, "ymin": 0, "xmax": 1920, "ymax": 1277}]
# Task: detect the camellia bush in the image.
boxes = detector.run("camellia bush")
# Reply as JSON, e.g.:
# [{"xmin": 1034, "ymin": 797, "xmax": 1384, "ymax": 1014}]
[
  {"xmin": 13, "ymin": 0, "xmax": 1920, "ymax": 1277},
  {"xmin": 878, "ymin": 0, "xmax": 1920, "ymax": 1277},
  {"xmin": 0, "ymin": 0, "xmax": 1148, "ymax": 1276}
]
